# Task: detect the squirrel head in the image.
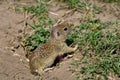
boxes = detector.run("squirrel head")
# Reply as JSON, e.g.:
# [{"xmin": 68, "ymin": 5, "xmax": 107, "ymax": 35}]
[{"xmin": 50, "ymin": 23, "xmax": 74, "ymax": 41}]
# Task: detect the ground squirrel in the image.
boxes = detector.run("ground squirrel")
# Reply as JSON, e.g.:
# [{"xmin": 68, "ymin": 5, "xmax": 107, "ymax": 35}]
[{"xmin": 28, "ymin": 23, "xmax": 78, "ymax": 75}]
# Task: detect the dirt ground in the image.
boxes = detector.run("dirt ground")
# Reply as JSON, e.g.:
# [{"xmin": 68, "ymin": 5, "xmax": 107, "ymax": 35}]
[{"xmin": 0, "ymin": 0, "xmax": 119, "ymax": 80}]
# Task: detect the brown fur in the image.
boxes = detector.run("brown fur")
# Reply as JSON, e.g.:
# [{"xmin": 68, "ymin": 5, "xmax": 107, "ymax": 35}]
[{"xmin": 28, "ymin": 23, "xmax": 78, "ymax": 75}]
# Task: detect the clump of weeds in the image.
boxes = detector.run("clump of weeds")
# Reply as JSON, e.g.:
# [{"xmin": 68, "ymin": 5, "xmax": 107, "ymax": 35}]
[
  {"xmin": 23, "ymin": 0, "xmax": 54, "ymax": 51},
  {"xmin": 68, "ymin": 18, "xmax": 120, "ymax": 80}
]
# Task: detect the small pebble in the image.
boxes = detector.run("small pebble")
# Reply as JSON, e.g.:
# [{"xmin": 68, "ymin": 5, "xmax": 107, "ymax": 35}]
[{"xmin": 18, "ymin": 29, "xmax": 22, "ymax": 33}]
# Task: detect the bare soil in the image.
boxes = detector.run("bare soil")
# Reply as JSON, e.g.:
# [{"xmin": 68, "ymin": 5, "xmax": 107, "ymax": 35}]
[{"xmin": 0, "ymin": 0, "xmax": 119, "ymax": 80}]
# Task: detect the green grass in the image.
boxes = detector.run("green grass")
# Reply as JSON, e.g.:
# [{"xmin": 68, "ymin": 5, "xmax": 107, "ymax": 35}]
[
  {"xmin": 23, "ymin": 0, "xmax": 48, "ymax": 20},
  {"xmin": 68, "ymin": 19, "xmax": 120, "ymax": 80},
  {"xmin": 23, "ymin": 0, "xmax": 54, "ymax": 51},
  {"xmin": 56, "ymin": 0, "xmax": 81, "ymax": 8},
  {"xmin": 103, "ymin": 0, "xmax": 120, "ymax": 3},
  {"xmin": 23, "ymin": 24, "xmax": 50, "ymax": 51}
]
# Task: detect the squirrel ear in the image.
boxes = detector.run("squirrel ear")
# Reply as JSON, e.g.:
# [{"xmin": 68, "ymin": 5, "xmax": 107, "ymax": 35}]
[{"xmin": 57, "ymin": 32, "xmax": 60, "ymax": 36}]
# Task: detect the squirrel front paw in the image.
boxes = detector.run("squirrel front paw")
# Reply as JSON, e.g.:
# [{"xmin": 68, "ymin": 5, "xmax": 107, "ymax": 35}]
[{"xmin": 73, "ymin": 44, "xmax": 78, "ymax": 51}]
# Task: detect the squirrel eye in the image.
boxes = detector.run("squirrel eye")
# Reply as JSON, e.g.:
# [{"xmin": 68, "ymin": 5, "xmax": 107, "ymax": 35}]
[{"xmin": 64, "ymin": 28, "xmax": 67, "ymax": 31}]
